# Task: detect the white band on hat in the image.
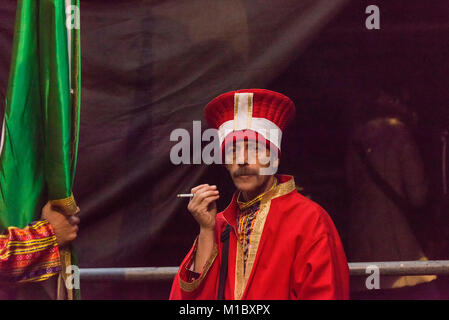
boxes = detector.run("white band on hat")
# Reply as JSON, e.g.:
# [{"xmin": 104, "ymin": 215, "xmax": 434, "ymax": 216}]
[
  {"xmin": 216, "ymin": 92, "xmax": 283, "ymax": 150},
  {"xmin": 218, "ymin": 118, "xmax": 282, "ymax": 150}
]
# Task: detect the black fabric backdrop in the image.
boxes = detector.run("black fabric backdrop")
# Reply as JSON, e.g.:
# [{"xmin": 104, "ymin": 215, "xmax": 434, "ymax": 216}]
[{"xmin": 1, "ymin": 0, "xmax": 448, "ymax": 299}]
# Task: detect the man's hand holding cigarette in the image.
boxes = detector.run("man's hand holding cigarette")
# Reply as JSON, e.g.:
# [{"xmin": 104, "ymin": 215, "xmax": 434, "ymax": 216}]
[{"xmin": 186, "ymin": 184, "xmax": 220, "ymax": 272}]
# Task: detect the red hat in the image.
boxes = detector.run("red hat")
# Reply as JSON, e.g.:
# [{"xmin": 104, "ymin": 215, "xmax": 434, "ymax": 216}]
[{"xmin": 204, "ymin": 89, "xmax": 295, "ymax": 152}]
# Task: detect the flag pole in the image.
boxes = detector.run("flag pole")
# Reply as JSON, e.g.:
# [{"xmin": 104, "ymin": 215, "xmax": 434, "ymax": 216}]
[{"xmin": 54, "ymin": 0, "xmax": 81, "ymax": 300}]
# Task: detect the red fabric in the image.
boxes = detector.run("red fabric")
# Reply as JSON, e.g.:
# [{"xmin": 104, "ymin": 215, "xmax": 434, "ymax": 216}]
[
  {"xmin": 170, "ymin": 175, "xmax": 349, "ymax": 300},
  {"xmin": 204, "ymin": 89, "xmax": 296, "ymax": 131}
]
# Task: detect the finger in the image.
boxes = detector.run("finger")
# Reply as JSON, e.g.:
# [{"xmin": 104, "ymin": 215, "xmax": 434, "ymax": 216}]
[
  {"xmin": 193, "ymin": 185, "xmax": 217, "ymax": 197},
  {"xmin": 190, "ymin": 186, "xmax": 217, "ymax": 204},
  {"xmin": 196, "ymin": 190, "xmax": 219, "ymax": 201},
  {"xmin": 189, "ymin": 185, "xmax": 208, "ymax": 203},
  {"xmin": 49, "ymin": 204, "xmax": 66, "ymax": 215},
  {"xmin": 202, "ymin": 195, "xmax": 220, "ymax": 205},
  {"xmin": 41, "ymin": 202, "xmax": 54, "ymax": 216},
  {"xmin": 68, "ymin": 215, "xmax": 80, "ymax": 225},
  {"xmin": 192, "ymin": 184, "xmax": 218, "ymax": 195},
  {"xmin": 191, "ymin": 184, "xmax": 209, "ymax": 194}
]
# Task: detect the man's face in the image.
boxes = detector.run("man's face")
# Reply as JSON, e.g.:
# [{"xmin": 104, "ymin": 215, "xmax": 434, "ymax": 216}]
[{"xmin": 224, "ymin": 139, "xmax": 277, "ymax": 194}]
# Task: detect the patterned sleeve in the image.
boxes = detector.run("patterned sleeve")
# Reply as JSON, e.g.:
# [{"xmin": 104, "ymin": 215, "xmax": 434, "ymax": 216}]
[{"xmin": 0, "ymin": 220, "xmax": 61, "ymax": 283}]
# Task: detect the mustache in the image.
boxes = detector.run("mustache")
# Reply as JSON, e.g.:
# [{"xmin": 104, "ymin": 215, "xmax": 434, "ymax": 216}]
[{"xmin": 233, "ymin": 167, "xmax": 259, "ymax": 177}]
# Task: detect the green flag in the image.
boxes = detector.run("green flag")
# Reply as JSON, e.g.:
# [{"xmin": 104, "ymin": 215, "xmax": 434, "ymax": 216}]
[{"xmin": 0, "ymin": 0, "xmax": 81, "ymax": 299}]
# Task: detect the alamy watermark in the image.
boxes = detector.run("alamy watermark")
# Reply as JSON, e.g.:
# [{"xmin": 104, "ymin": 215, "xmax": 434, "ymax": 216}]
[
  {"xmin": 169, "ymin": 121, "xmax": 280, "ymax": 175},
  {"xmin": 365, "ymin": 264, "xmax": 380, "ymax": 290},
  {"xmin": 65, "ymin": 265, "xmax": 80, "ymax": 290},
  {"xmin": 66, "ymin": 5, "xmax": 80, "ymax": 30},
  {"xmin": 365, "ymin": 5, "xmax": 380, "ymax": 30}
]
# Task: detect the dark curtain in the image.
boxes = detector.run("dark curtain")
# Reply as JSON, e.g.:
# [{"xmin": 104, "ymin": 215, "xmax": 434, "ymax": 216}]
[{"xmin": 1, "ymin": 0, "xmax": 448, "ymax": 299}]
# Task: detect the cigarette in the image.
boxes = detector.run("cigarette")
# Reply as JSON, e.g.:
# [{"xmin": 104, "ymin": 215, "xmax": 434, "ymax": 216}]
[{"xmin": 177, "ymin": 193, "xmax": 194, "ymax": 198}]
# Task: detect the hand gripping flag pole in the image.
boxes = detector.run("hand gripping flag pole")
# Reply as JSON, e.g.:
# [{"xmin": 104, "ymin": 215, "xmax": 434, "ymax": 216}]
[
  {"xmin": 51, "ymin": 194, "xmax": 79, "ymax": 300},
  {"xmin": 47, "ymin": 0, "xmax": 81, "ymax": 300},
  {"xmin": 0, "ymin": 0, "xmax": 81, "ymax": 300}
]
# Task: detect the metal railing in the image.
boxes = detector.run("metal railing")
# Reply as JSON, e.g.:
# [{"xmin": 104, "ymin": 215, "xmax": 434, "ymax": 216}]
[{"xmin": 79, "ymin": 260, "xmax": 449, "ymax": 282}]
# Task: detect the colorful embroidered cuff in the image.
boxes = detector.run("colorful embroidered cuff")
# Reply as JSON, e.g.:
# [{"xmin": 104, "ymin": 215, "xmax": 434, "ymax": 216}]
[{"xmin": 0, "ymin": 220, "xmax": 61, "ymax": 283}]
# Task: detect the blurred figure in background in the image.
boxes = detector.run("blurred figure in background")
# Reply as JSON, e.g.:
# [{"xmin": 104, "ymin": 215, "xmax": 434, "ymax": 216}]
[{"xmin": 345, "ymin": 88, "xmax": 439, "ymax": 299}]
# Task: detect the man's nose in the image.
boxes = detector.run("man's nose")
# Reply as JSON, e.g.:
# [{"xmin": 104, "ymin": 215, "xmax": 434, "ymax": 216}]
[{"xmin": 236, "ymin": 147, "xmax": 248, "ymax": 165}]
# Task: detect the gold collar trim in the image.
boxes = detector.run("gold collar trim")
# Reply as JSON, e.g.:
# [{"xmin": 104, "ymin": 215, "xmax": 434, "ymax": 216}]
[
  {"xmin": 260, "ymin": 175, "xmax": 296, "ymax": 203},
  {"xmin": 237, "ymin": 178, "xmax": 278, "ymax": 210}
]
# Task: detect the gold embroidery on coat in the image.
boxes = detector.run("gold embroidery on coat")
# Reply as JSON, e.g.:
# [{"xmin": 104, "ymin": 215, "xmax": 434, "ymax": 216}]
[{"xmin": 233, "ymin": 176, "xmax": 296, "ymax": 300}]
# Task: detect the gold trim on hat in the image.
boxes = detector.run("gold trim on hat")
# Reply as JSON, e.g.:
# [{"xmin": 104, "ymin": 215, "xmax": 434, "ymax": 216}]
[
  {"xmin": 246, "ymin": 93, "xmax": 253, "ymax": 130},
  {"xmin": 233, "ymin": 93, "xmax": 239, "ymax": 131}
]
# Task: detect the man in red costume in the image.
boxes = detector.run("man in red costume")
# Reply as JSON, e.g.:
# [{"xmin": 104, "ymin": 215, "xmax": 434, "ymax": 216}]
[{"xmin": 170, "ymin": 89, "xmax": 349, "ymax": 300}]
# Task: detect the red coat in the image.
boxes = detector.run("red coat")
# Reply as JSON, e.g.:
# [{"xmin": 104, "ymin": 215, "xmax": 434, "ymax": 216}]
[{"xmin": 170, "ymin": 175, "xmax": 349, "ymax": 300}]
